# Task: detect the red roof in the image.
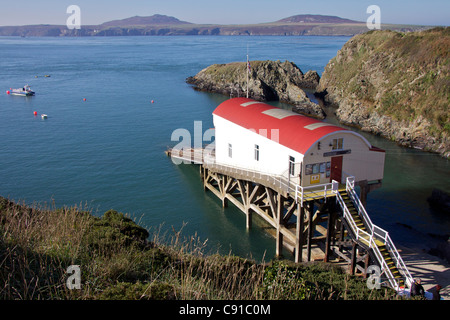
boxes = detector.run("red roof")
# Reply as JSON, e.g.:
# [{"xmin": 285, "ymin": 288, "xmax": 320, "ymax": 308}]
[{"xmin": 213, "ymin": 98, "xmax": 352, "ymax": 155}]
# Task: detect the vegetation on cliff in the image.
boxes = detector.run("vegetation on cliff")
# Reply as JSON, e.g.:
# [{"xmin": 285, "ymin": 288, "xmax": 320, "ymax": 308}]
[
  {"xmin": 0, "ymin": 196, "xmax": 405, "ymax": 300},
  {"xmin": 187, "ymin": 60, "xmax": 325, "ymax": 118},
  {"xmin": 317, "ymin": 27, "xmax": 449, "ymax": 157}
]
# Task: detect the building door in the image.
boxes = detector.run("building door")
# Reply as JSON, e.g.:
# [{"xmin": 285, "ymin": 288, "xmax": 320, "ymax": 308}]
[{"xmin": 330, "ymin": 156, "xmax": 343, "ymax": 183}]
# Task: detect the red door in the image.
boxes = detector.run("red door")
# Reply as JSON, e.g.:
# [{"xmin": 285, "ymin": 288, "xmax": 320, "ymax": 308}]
[{"xmin": 331, "ymin": 156, "xmax": 343, "ymax": 183}]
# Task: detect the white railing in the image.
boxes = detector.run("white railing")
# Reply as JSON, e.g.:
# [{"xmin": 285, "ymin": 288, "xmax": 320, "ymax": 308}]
[
  {"xmin": 296, "ymin": 180, "xmax": 339, "ymax": 205},
  {"xmin": 337, "ymin": 176, "xmax": 413, "ymax": 291},
  {"xmin": 169, "ymin": 148, "xmax": 206, "ymax": 164},
  {"xmin": 203, "ymin": 153, "xmax": 339, "ymax": 207}
]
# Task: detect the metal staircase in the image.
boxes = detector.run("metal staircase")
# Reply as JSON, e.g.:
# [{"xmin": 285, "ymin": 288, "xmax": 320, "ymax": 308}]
[{"xmin": 336, "ymin": 177, "xmax": 413, "ymax": 291}]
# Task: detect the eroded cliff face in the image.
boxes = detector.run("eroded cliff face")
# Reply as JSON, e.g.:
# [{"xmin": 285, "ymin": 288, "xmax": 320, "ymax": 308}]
[
  {"xmin": 317, "ymin": 28, "xmax": 449, "ymax": 157},
  {"xmin": 187, "ymin": 60, "xmax": 325, "ymax": 118}
]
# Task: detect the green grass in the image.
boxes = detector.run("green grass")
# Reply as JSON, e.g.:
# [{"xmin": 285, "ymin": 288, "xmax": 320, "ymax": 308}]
[
  {"xmin": 0, "ymin": 196, "xmax": 409, "ymax": 300},
  {"xmin": 323, "ymin": 27, "xmax": 449, "ymax": 139}
]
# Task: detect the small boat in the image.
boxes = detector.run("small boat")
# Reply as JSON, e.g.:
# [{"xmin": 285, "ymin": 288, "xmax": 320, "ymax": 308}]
[
  {"xmin": 10, "ymin": 85, "xmax": 35, "ymax": 96},
  {"xmin": 41, "ymin": 114, "xmax": 48, "ymax": 119}
]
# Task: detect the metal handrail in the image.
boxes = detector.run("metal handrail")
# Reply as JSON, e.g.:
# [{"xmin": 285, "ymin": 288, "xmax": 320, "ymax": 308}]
[
  {"xmin": 337, "ymin": 177, "xmax": 413, "ymax": 290},
  {"xmin": 204, "ymin": 156, "xmax": 338, "ymax": 207},
  {"xmin": 336, "ymin": 192, "xmax": 395, "ymax": 288}
]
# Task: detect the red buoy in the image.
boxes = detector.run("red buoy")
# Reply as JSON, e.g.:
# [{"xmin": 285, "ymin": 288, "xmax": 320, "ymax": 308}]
[
  {"xmin": 6, "ymin": 90, "xmax": 10, "ymax": 95},
  {"xmin": 83, "ymin": 98, "xmax": 87, "ymax": 101},
  {"xmin": 151, "ymin": 100, "xmax": 154, "ymax": 103},
  {"xmin": 33, "ymin": 111, "xmax": 37, "ymax": 116}
]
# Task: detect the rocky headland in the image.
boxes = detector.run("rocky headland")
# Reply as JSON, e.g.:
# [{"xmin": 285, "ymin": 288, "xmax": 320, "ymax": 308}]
[
  {"xmin": 317, "ymin": 27, "xmax": 449, "ymax": 158},
  {"xmin": 186, "ymin": 60, "xmax": 325, "ymax": 118}
]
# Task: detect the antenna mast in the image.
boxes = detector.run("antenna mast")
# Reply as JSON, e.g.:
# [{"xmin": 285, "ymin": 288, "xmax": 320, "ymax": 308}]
[
  {"xmin": 246, "ymin": 44, "xmax": 250, "ymax": 99},
  {"xmin": 246, "ymin": 54, "xmax": 249, "ymax": 98}
]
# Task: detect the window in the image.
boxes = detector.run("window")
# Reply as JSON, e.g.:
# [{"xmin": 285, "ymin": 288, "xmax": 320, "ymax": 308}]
[
  {"xmin": 332, "ymin": 138, "xmax": 344, "ymax": 150},
  {"xmin": 228, "ymin": 143, "xmax": 232, "ymax": 158},
  {"xmin": 289, "ymin": 156, "xmax": 295, "ymax": 176},
  {"xmin": 254, "ymin": 144, "xmax": 259, "ymax": 161}
]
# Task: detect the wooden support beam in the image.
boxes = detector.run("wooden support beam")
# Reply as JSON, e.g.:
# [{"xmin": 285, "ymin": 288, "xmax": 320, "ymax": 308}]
[
  {"xmin": 248, "ymin": 184, "xmax": 260, "ymax": 203},
  {"xmin": 244, "ymin": 181, "xmax": 252, "ymax": 230},
  {"xmin": 295, "ymin": 204, "xmax": 305, "ymax": 263},
  {"xmin": 306, "ymin": 201, "xmax": 313, "ymax": 262},
  {"xmin": 324, "ymin": 210, "xmax": 334, "ymax": 262},
  {"xmin": 225, "ymin": 193, "xmax": 245, "ymax": 212},
  {"xmin": 249, "ymin": 204, "xmax": 277, "ymax": 228},
  {"xmin": 275, "ymin": 193, "xmax": 283, "ymax": 258},
  {"xmin": 338, "ymin": 217, "xmax": 345, "ymax": 253},
  {"xmin": 283, "ymin": 200, "xmax": 297, "ymax": 223},
  {"xmin": 266, "ymin": 188, "xmax": 277, "ymax": 220},
  {"xmin": 363, "ymin": 253, "xmax": 371, "ymax": 279},
  {"xmin": 205, "ymin": 180, "xmax": 222, "ymax": 200},
  {"xmin": 350, "ymin": 241, "xmax": 357, "ymax": 275}
]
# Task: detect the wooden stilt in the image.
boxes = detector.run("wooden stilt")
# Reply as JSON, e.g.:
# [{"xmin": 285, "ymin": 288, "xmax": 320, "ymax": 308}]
[
  {"xmin": 363, "ymin": 253, "xmax": 371, "ymax": 279},
  {"xmin": 324, "ymin": 209, "xmax": 333, "ymax": 262},
  {"xmin": 307, "ymin": 201, "xmax": 313, "ymax": 262},
  {"xmin": 275, "ymin": 193, "xmax": 283, "ymax": 258},
  {"xmin": 350, "ymin": 241, "xmax": 357, "ymax": 275},
  {"xmin": 295, "ymin": 204, "xmax": 305, "ymax": 263}
]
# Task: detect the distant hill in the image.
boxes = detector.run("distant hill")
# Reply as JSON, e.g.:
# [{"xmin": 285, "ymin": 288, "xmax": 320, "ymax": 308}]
[
  {"xmin": 100, "ymin": 14, "xmax": 192, "ymax": 27},
  {"xmin": 0, "ymin": 13, "xmax": 433, "ymax": 37},
  {"xmin": 276, "ymin": 14, "xmax": 360, "ymax": 24}
]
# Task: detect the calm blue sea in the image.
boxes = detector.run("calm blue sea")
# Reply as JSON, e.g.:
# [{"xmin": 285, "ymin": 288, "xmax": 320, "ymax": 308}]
[{"xmin": 0, "ymin": 36, "xmax": 448, "ymax": 261}]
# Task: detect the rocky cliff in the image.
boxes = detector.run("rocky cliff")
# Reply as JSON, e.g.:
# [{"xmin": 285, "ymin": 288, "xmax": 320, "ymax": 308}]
[
  {"xmin": 187, "ymin": 60, "xmax": 325, "ymax": 118},
  {"xmin": 317, "ymin": 28, "xmax": 450, "ymax": 157}
]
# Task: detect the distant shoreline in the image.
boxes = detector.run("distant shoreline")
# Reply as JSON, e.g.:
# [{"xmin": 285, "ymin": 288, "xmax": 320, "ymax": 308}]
[{"xmin": 0, "ymin": 13, "xmax": 435, "ymax": 37}]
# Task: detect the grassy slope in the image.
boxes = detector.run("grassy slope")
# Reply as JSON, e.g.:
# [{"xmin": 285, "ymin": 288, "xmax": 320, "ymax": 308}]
[
  {"xmin": 0, "ymin": 196, "xmax": 406, "ymax": 300},
  {"xmin": 320, "ymin": 27, "xmax": 449, "ymax": 149}
]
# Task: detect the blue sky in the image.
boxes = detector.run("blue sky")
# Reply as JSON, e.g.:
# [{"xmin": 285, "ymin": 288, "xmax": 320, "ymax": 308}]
[{"xmin": 0, "ymin": 0, "xmax": 448, "ymax": 26}]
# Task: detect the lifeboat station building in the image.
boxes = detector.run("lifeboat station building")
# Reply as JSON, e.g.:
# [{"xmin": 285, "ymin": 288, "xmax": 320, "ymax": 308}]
[{"xmin": 212, "ymin": 97, "xmax": 385, "ymax": 198}]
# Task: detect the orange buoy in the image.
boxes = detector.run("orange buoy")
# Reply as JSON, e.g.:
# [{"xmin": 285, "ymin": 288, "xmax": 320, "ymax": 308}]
[{"xmin": 33, "ymin": 111, "xmax": 37, "ymax": 116}]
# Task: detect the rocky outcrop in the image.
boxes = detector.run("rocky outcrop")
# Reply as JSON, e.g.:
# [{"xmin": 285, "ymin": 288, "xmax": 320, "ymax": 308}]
[
  {"xmin": 317, "ymin": 28, "xmax": 450, "ymax": 157},
  {"xmin": 187, "ymin": 60, "xmax": 325, "ymax": 118}
]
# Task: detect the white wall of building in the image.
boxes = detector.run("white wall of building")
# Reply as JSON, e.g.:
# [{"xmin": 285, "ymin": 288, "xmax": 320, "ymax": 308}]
[
  {"xmin": 213, "ymin": 115, "xmax": 385, "ymax": 188},
  {"xmin": 302, "ymin": 131, "xmax": 385, "ymax": 186},
  {"xmin": 213, "ymin": 115, "xmax": 304, "ymax": 181}
]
